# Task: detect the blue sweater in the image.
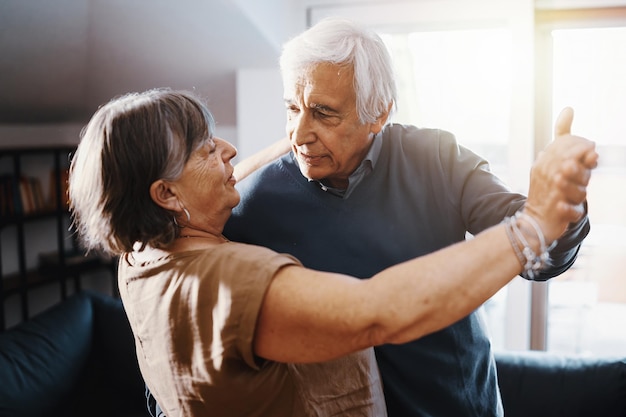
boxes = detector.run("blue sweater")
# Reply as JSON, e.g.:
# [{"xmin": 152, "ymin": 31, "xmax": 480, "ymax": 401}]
[{"xmin": 225, "ymin": 123, "xmax": 589, "ymax": 417}]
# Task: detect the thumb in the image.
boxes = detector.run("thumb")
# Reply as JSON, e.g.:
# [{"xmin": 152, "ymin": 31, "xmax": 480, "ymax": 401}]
[{"xmin": 555, "ymin": 106, "xmax": 574, "ymax": 138}]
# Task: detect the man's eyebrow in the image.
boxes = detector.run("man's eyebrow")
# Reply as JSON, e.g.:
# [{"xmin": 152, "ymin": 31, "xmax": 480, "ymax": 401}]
[
  {"xmin": 284, "ymin": 100, "xmax": 339, "ymax": 114},
  {"xmin": 311, "ymin": 103, "xmax": 339, "ymax": 114}
]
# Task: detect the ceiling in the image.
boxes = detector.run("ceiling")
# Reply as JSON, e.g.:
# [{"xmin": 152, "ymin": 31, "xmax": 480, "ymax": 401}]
[
  {"xmin": 2, "ymin": 0, "xmax": 620, "ymax": 128},
  {"xmin": 0, "ymin": 0, "xmax": 284, "ymax": 126}
]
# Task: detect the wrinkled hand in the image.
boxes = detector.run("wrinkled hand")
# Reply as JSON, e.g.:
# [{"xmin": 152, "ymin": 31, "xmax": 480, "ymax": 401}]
[{"xmin": 525, "ymin": 107, "xmax": 599, "ymax": 242}]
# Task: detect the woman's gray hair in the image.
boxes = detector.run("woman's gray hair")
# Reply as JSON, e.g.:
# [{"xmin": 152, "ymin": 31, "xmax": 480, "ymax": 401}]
[
  {"xmin": 279, "ymin": 17, "xmax": 396, "ymax": 124},
  {"xmin": 68, "ymin": 88, "xmax": 215, "ymax": 255}
]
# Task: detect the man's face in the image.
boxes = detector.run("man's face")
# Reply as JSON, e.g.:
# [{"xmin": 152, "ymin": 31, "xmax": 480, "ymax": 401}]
[{"xmin": 283, "ymin": 63, "xmax": 386, "ymax": 189}]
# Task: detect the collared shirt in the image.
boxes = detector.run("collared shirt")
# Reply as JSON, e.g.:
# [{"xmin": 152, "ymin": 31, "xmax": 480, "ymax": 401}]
[{"xmin": 312, "ymin": 133, "xmax": 383, "ymax": 199}]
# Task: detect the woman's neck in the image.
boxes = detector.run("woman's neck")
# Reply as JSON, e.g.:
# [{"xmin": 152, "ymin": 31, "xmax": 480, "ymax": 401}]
[{"xmin": 171, "ymin": 228, "xmax": 229, "ymax": 252}]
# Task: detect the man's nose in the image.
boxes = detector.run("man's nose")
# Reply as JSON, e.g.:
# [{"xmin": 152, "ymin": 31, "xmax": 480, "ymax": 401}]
[{"xmin": 290, "ymin": 112, "xmax": 315, "ymax": 146}]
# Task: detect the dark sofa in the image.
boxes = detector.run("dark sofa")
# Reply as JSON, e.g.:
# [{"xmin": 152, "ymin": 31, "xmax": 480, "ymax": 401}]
[
  {"xmin": 1, "ymin": 291, "xmax": 624, "ymax": 417},
  {"xmin": 0, "ymin": 291, "xmax": 149, "ymax": 417},
  {"xmin": 495, "ymin": 349, "xmax": 626, "ymax": 417}
]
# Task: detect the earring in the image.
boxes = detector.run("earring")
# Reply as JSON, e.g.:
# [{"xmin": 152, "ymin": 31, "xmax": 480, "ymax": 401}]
[{"xmin": 173, "ymin": 207, "xmax": 191, "ymax": 228}]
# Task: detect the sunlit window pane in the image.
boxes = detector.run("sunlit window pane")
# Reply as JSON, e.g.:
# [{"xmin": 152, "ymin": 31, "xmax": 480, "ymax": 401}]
[
  {"xmin": 380, "ymin": 28, "xmax": 515, "ymax": 349},
  {"xmin": 381, "ymin": 24, "xmax": 626, "ymax": 355},
  {"xmin": 380, "ymin": 29, "xmax": 513, "ymax": 181},
  {"xmin": 548, "ymin": 26, "xmax": 626, "ymax": 355}
]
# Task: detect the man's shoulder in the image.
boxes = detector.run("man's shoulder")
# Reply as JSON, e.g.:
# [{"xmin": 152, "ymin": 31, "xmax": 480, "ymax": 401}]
[
  {"xmin": 382, "ymin": 123, "xmax": 457, "ymax": 150},
  {"xmin": 381, "ymin": 123, "xmax": 459, "ymax": 164},
  {"xmin": 234, "ymin": 153, "xmax": 306, "ymax": 207}
]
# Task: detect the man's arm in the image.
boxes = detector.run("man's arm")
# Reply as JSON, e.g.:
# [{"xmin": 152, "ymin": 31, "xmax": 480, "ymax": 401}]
[{"xmin": 233, "ymin": 137, "xmax": 291, "ymax": 181}]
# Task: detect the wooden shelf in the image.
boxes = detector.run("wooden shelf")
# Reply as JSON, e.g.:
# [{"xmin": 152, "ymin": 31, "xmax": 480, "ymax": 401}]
[
  {"xmin": 0, "ymin": 208, "xmax": 65, "ymax": 228},
  {"xmin": 1, "ymin": 145, "xmax": 116, "ymax": 331},
  {"xmin": 2, "ymin": 253, "xmax": 112, "ymax": 296}
]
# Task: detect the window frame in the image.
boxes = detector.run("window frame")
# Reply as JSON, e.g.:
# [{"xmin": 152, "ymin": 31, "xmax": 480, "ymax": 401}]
[{"xmin": 533, "ymin": 5, "xmax": 626, "ymax": 351}]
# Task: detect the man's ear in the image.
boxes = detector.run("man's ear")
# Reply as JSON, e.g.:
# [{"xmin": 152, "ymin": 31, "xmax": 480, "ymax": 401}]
[
  {"xmin": 371, "ymin": 102, "xmax": 393, "ymax": 135},
  {"xmin": 150, "ymin": 179, "xmax": 179, "ymax": 211}
]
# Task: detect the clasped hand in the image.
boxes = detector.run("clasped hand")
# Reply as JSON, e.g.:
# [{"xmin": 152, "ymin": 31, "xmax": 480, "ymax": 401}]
[{"xmin": 525, "ymin": 107, "xmax": 599, "ymax": 243}]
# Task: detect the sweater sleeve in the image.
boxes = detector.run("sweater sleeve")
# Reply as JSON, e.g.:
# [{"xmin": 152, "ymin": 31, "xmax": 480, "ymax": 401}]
[
  {"xmin": 530, "ymin": 203, "xmax": 590, "ymax": 281},
  {"xmin": 435, "ymin": 128, "xmax": 588, "ymax": 281}
]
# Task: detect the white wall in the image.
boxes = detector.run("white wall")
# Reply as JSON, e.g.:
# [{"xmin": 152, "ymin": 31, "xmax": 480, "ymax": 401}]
[
  {"xmin": 236, "ymin": 68, "xmax": 285, "ymax": 160},
  {"xmin": 0, "ymin": 124, "xmax": 84, "ymax": 148},
  {"xmin": 0, "ymin": 123, "xmax": 237, "ymax": 149}
]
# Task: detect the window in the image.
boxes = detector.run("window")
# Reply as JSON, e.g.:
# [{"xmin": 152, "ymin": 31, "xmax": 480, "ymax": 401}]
[
  {"xmin": 381, "ymin": 28, "xmax": 513, "ymax": 181},
  {"xmin": 309, "ymin": 1, "xmax": 626, "ymax": 355},
  {"xmin": 538, "ymin": 18, "xmax": 626, "ymax": 355},
  {"xmin": 378, "ymin": 26, "xmax": 525, "ymax": 351}
]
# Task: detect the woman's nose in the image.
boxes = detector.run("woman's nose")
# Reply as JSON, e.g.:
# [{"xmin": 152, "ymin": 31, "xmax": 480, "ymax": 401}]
[{"xmin": 215, "ymin": 137, "xmax": 237, "ymax": 160}]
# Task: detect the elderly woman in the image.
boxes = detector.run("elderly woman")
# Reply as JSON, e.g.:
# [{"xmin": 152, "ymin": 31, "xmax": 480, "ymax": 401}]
[{"xmin": 68, "ymin": 88, "xmax": 596, "ymax": 417}]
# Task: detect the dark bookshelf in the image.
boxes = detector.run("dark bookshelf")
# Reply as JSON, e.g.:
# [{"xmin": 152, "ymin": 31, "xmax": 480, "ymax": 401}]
[{"xmin": 0, "ymin": 145, "xmax": 116, "ymax": 331}]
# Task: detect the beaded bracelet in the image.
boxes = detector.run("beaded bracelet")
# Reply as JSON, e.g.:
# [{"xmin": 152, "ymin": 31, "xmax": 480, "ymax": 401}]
[{"xmin": 502, "ymin": 212, "xmax": 557, "ymax": 280}]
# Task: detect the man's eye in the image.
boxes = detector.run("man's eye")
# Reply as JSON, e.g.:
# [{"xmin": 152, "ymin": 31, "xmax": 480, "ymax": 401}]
[
  {"xmin": 315, "ymin": 111, "xmax": 330, "ymax": 119},
  {"xmin": 286, "ymin": 105, "xmax": 299, "ymax": 113}
]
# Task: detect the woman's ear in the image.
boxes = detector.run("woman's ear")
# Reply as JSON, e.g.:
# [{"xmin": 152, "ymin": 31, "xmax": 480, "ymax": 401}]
[{"xmin": 150, "ymin": 179, "xmax": 179, "ymax": 211}]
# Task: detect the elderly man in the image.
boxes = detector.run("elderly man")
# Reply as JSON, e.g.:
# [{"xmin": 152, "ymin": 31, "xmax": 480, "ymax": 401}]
[{"xmin": 225, "ymin": 18, "xmax": 591, "ymax": 417}]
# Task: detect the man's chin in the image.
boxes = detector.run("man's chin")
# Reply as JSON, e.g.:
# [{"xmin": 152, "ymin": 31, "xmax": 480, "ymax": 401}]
[
  {"xmin": 295, "ymin": 163, "xmax": 326, "ymax": 182},
  {"xmin": 300, "ymin": 170, "xmax": 325, "ymax": 182}
]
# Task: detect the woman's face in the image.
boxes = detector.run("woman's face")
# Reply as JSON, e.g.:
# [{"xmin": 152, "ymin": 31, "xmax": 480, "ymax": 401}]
[{"xmin": 174, "ymin": 136, "xmax": 240, "ymax": 227}]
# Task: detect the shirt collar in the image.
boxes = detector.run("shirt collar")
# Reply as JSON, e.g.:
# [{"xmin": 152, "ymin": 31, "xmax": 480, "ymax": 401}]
[{"xmin": 313, "ymin": 131, "xmax": 384, "ymax": 198}]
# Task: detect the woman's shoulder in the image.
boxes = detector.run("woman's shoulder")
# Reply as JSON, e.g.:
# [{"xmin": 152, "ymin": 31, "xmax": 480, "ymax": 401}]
[{"xmin": 191, "ymin": 242, "xmax": 301, "ymax": 279}]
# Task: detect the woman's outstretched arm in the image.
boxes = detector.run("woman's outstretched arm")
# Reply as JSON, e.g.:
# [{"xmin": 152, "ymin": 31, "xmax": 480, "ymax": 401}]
[{"xmin": 253, "ymin": 108, "xmax": 598, "ymax": 364}]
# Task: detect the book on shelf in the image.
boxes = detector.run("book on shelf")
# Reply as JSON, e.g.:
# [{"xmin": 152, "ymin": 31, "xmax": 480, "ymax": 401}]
[
  {"xmin": 19, "ymin": 176, "xmax": 35, "ymax": 214},
  {"xmin": 47, "ymin": 168, "xmax": 69, "ymax": 210},
  {"xmin": 30, "ymin": 177, "xmax": 46, "ymax": 212},
  {"xmin": 0, "ymin": 175, "xmax": 19, "ymax": 216},
  {"xmin": 0, "ymin": 174, "xmax": 48, "ymax": 217},
  {"xmin": 0, "ymin": 169, "xmax": 71, "ymax": 218}
]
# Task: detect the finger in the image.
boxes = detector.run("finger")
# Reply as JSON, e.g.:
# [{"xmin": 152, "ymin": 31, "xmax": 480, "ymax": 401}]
[
  {"xmin": 555, "ymin": 106, "xmax": 574, "ymax": 137},
  {"xmin": 582, "ymin": 148, "xmax": 599, "ymax": 169},
  {"xmin": 549, "ymin": 170, "xmax": 587, "ymax": 205},
  {"xmin": 555, "ymin": 137, "xmax": 596, "ymax": 166},
  {"xmin": 561, "ymin": 182, "xmax": 588, "ymax": 205},
  {"xmin": 559, "ymin": 159, "xmax": 593, "ymax": 186}
]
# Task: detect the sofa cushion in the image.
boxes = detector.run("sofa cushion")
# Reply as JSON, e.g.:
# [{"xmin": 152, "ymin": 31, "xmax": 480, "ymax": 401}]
[
  {"xmin": 496, "ymin": 350, "xmax": 626, "ymax": 417},
  {"xmin": 86, "ymin": 290, "xmax": 146, "ymax": 415},
  {"xmin": 50, "ymin": 291, "xmax": 147, "ymax": 417},
  {"xmin": 0, "ymin": 292, "xmax": 94, "ymax": 417}
]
